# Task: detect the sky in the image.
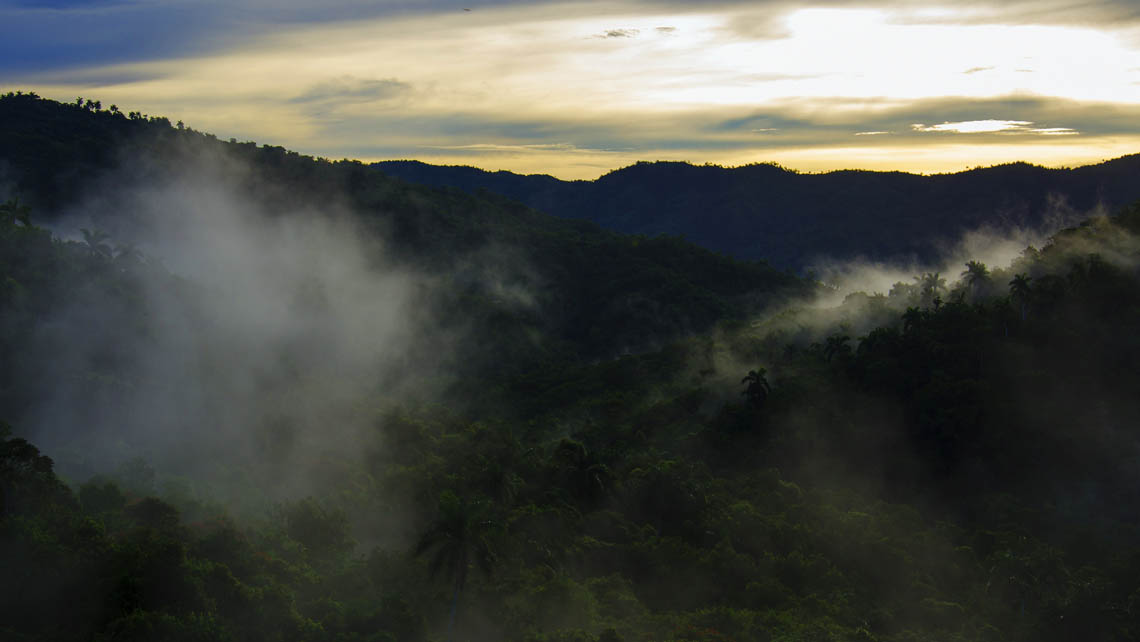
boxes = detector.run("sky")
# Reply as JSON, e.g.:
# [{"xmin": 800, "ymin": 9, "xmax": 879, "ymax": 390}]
[{"xmin": 3, "ymin": 0, "xmax": 1140, "ymax": 179}]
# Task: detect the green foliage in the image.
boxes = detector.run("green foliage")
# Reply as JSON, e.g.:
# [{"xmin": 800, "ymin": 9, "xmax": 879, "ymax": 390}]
[
  {"xmin": 741, "ymin": 368, "xmax": 771, "ymax": 407},
  {"xmin": 280, "ymin": 497, "xmax": 355, "ymax": 566},
  {"xmin": 3, "ymin": 93, "xmax": 1140, "ymax": 642},
  {"xmin": 79, "ymin": 477, "xmax": 127, "ymax": 515}
]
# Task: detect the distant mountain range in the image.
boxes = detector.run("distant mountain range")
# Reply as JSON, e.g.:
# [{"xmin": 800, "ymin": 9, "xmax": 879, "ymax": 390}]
[{"xmin": 376, "ymin": 156, "xmax": 1140, "ymax": 269}]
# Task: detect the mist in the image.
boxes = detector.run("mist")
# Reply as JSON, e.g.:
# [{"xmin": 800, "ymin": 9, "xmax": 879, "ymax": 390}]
[
  {"xmin": 725, "ymin": 196, "xmax": 1101, "ymax": 352},
  {"xmin": 682, "ymin": 198, "xmax": 1140, "ymax": 509},
  {"xmin": 814, "ymin": 196, "xmax": 1091, "ymax": 299},
  {"xmin": 18, "ymin": 144, "xmax": 444, "ymax": 512}
]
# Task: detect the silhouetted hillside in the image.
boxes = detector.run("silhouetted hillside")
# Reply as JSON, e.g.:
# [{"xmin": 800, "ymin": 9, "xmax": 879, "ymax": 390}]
[
  {"xmin": 376, "ymin": 156, "xmax": 1140, "ymax": 269},
  {"xmin": 0, "ymin": 92, "xmax": 806, "ymax": 367}
]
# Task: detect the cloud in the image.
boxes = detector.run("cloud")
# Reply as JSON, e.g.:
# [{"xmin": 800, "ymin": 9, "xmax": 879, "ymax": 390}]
[
  {"xmin": 299, "ymin": 92, "xmax": 1135, "ymax": 177},
  {"xmin": 316, "ymin": 111, "xmax": 638, "ymax": 157},
  {"xmin": 743, "ymin": 71, "xmax": 831, "ymax": 82},
  {"xmin": 8, "ymin": 1, "xmax": 1140, "ymax": 179},
  {"xmin": 910, "ymin": 119, "xmax": 1078, "ymax": 135},
  {"xmin": 804, "ymin": 195, "xmax": 1092, "ymax": 309},
  {"xmin": 1029, "ymin": 127, "xmax": 1081, "ymax": 135},
  {"xmin": 0, "ymin": 0, "xmax": 555, "ymax": 75},
  {"xmin": 659, "ymin": 0, "xmax": 1140, "ymax": 30},
  {"xmin": 912, "ymin": 119, "xmax": 1032, "ymax": 133},
  {"xmin": 290, "ymin": 76, "xmax": 411, "ymax": 104},
  {"xmin": 883, "ymin": 0, "xmax": 1140, "ymax": 28},
  {"xmin": 720, "ymin": 7, "xmax": 794, "ymax": 39},
  {"xmin": 598, "ymin": 28, "xmax": 640, "ymax": 38},
  {"xmin": 714, "ymin": 95, "xmax": 1136, "ymax": 140},
  {"xmin": 29, "ymin": 67, "xmax": 167, "ymax": 88},
  {"xmin": 6, "ymin": 0, "xmax": 1140, "ymax": 80},
  {"xmin": 881, "ymin": 96, "xmax": 1140, "ymax": 136},
  {"xmin": 28, "ymin": 143, "xmax": 436, "ymax": 499},
  {"xmin": 710, "ymin": 112, "xmax": 811, "ymax": 133},
  {"xmin": 0, "ymin": 2, "xmax": 229, "ymax": 75},
  {"xmin": 423, "ymin": 142, "xmax": 589, "ymax": 152},
  {"xmin": 661, "ymin": 0, "xmax": 1140, "ymax": 42}
]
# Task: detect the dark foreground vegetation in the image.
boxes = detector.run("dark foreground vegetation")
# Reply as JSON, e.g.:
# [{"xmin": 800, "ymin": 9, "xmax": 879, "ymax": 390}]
[{"xmin": 3, "ymin": 93, "xmax": 1140, "ymax": 641}]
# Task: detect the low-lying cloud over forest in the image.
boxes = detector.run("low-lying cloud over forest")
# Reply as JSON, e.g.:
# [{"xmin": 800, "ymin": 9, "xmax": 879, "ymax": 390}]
[{"xmin": 22, "ymin": 146, "xmax": 438, "ymax": 507}]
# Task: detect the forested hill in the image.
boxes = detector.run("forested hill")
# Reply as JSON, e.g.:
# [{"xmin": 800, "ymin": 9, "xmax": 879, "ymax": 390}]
[
  {"xmin": 6, "ymin": 91, "xmax": 1140, "ymax": 642},
  {"xmin": 4, "ymin": 190, "xmax": 1140, "ymax": 642},
  {"xmin": 0, "ymin": 92, "xmax": 806, "ymax": 364},
  {"xmin": 376, "ymin": 155, "xmax": 1140, "ymax": 269}
]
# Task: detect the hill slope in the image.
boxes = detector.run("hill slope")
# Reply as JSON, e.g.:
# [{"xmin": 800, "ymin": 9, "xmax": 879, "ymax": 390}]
[
  {"xmin": 4, "ymin": 191, "xmax": 1140, "ymax": 642},
  {"xmin": 5, "ymin": 93, "xmax": 1140, "ymax": 642},
  {"xmin": 376, "ymin": 155, "xmax": 1140, "ymax": 269},
  {"xmin": 0, "ymin": 91, "xmax": 806, "ymax": 366}
]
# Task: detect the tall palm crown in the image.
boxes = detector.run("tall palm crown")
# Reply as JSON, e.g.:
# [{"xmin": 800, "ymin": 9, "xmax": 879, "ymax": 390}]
[
  {"xmin": 414, "ymin": 490, "xmax": 497, "ymax": 641},
  {"xmin": 0, "ymin": 199, "xmax": 31, "ymax": 227},
  {"xmin": 1009, "ymin": 273, "xmax": 1033, "ymax": 300},
  {"xmin": 962, "ymin": 260, "xmax": 989, "ymax": 288},
  {"xmin": 415, "ymin": 491, "xmax": 496, "ymax": 589},
  {"xmin": 916, "ymin": 272, "xmax": 947, "ymax": 308},
  {"xmin": 552, "ymin": 438, "xmax": 611, "ymax": 505},
  {"xmin": 824, "ymin": 335, "xmax": 852, "ymax": 362},
  {"xmin": 1009, "ymin": 273, "xmax": 1033, "ymax": 320},
  {"xmin": 80, "ymin": 228, "xmax": 112, "ymax": 259},
  {"xmin": 741, "ymin": 367, "xmax": 771, "ymax": 407}
]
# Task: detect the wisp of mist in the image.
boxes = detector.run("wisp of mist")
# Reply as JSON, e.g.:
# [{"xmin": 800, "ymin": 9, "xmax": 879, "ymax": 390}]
[
  {"xmin": 809, "ymin": 197, "xmax": 1095, "ymax": 307},
  {"xmin": 28, "ymin": 146, "xmax": 435, "ymax": 510}
]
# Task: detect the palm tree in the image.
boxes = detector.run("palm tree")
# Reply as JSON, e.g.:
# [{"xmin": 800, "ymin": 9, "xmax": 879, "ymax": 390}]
[
  {"xmin": 80, "ymin": 228, "xmax": 112, "ymax": 259},
  {"xmin": 915, "ymin": 272, "xmax": 947, "ymax": 308},
  {"xmin": 114, "ymin": 242, "xmax": 145, "ymax": 267},
  {"xmin": 961, "ymin": 261, "xmax": 990, "ymax": 300},
  {"xmin": 414, "ymin": 490, "xmax": 497, "ymax": 642},
  {"xmin": 889, "ymin": 280, "xmax": 919, "ymax": 305},
  {"xmin": 0, "ymin": 199, "xmax": 31, "ymax": 227},
  {"xmin": 823, "ymin": 334, "xmax": 851, "ymax": 363},
  {"xmin": 741, "ymin": 368, "xmax": 771, "ymax": 407},
  {"xmin": 469, "ymin": 426, "xmax": 537, "ymax": 505},
  {"xmin": 1009, "ymin": 273, "xmax": 1032, "ymax": 320},
  {"xmin": 902, "ymin": 307, "xmax": 924, "ymax": 333},
  {"xmin": 552, "ymin": 438, "xmax": 611, "ymax": 505}
]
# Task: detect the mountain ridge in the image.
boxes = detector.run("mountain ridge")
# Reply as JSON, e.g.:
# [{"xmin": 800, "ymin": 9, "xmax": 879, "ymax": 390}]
[
  {"xmin": 376, "ymin": 154, "xmax": 1140, "ymax": 269},
  {"xmin": 0, "ymin": 91, "xmax": 808, "ymax": 368}
]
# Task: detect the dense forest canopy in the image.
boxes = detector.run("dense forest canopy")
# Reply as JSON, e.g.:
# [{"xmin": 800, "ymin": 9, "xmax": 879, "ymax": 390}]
[{"xmin": 3, "ymin": 92, "xmax": 1140, "ymax": 642}]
